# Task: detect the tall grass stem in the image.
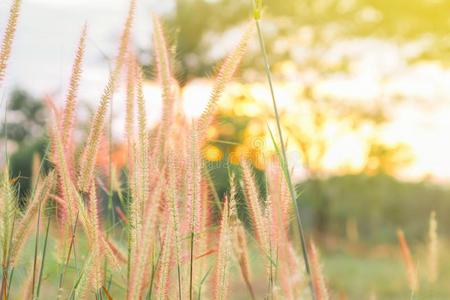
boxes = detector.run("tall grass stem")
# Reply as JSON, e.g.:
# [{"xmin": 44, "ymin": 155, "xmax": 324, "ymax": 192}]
[{"xmin": 253, "ymin": 9, "xmax": 316, "ymax": 299}]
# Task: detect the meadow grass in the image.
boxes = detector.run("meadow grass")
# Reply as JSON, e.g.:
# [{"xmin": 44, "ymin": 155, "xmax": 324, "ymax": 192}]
[{"xmin": 0, "ymin": 0, "xmax": 444, "ymax": 299}]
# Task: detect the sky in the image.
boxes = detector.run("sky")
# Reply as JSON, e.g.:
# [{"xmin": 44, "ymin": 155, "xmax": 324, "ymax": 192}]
[
  {"xmin": 0, "ymin": 0, "xmax": 173, "ymax": 97},
  {"xmin": 2, "ymin": 0, "xmax": 450, "ymax": 183}
]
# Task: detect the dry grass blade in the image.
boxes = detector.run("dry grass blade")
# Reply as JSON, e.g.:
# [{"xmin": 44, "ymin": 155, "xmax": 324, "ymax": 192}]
[
  {"xmin": 308, "ymin": 241, "xmax": 329, "ymax": 300},
  {"xmin": 9, "ymin": 171, "xmax": 55, "ymax": 266},
  {"xmin": 427, "ymin": 211, "xmax": 438, "ymax": 283},
  {"xmin": 397, "ymin": 229, "xmax": 418, "ymax": 293}
]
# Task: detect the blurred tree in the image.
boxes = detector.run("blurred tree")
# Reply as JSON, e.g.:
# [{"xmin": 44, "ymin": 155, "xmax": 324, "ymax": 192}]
[
  {"xmin": 364, "ymin": 140, "xmax": 413, "ymax": 175},
  {"xmin": 203, "ymin": 84, "xmax": 413, "ymax": 238},
  {"xmin": 1, "ymin": 89, "xmax": 46, "ymax": 144},
  {"xmin": 150, "ymin": 0, "xmax": 450, "ymax": 81},
  {"xmin": 1, "ymin": 89, "xmax": 49, "ymax": 199}
]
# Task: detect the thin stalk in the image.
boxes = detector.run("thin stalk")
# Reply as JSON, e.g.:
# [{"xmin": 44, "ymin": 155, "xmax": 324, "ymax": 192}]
[
  {"xmin": 6, "ymin": 268, "xmax": 13, "ymax": 299},
  {"xmin": 1, "ymin": 97, "xmax": 9, "ymax": 300},
  {"xmin": 126, "ymin": 182, "xmax": 132, "ymax": 295},
  {"xmin": 107, "ymin": 274, "xmax": 112, "ymax": 291},
  {"xmin": 35, "ymin": 214, "xmax": 51, "ymax": 299},
  {"xmin": 146, "ymin": 245, "xmax": 161, "ymax": 300},
  {"xmin": 104, "ymin": 89, "xmax": 115, "ymax": 292},
  {"xmin": 4, "ymin": 95, "xmax": 8, "ymax": 161},
  {"xmin": 58, "ymin": 213, "xmax": 79, "ymax": 296},
  {"xmin": 253, "ymin": 6, "xmax": 315, "ymax": 299},
  {"xmin": 3, "ymin": 206, "xmax": 17, "ymax": 300},
  {"xmin": 189, "ymin": 231, "xmax": 194, "ymax": 300},
  {"xmin": 30, "ymin": 203, "xmax": 42, "ymax": 298},
  {"xmin": 146, "ymin": 263, "xmax": 156, "ymax": 300},
  {"xmin": 1, "ymin": 268, "xmax": 6, "ymax": 300},
  {"xmin": 29, "ymin": 144, "xmax": 51, "ymax": 298},
  {"xmin": 108, "ymin": 93, "xmax": 115, "ymax": 228},
  {"xmin": 176, "ymin": 262, "xmax": 182, "ymax": 300},
  {"xmin": 196, "ymin": 267, "xmax": 212, "ymax": 300}
]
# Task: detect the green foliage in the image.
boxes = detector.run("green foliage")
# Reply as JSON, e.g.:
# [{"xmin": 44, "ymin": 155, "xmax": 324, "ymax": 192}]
[
  {"xmin": 9, "ymin": 138, "xmax": 48, "ymax": 200},
  {"xmin": 1, "ymin": 89, "xmax": 49, "ymax": 199},
  {"xmin": 300, "ymin": 173, "xmax": 450, "ymax": 242}
]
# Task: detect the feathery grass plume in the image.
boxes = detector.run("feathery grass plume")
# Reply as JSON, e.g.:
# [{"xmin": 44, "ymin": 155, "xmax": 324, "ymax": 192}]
[
  {"xmin": 70, "ymin": 182, "xmax": 120, "ymax": 273},
  {"xmin": 73, "ymin": 252, "xmax": 96, "ymax": 300},
  {"xmin": 128, "ymin": 179, "xmax": 163, "ymax": 299},
  {"xmin": 127, "ymin": 143, "xmax": 140, "ymax": 287},
  {"xmin": 127, "ymin": 65, "xmax": 149, "ymax": 289},
  {"xmin": 197, "ymin": 25, "xmax": 253, "ymax": 143},
  {"xmin": 53, "ymin": 118, "xmax": 106, "ymax": 290},
  {"xmin": 125, "ymin": 52, "xmax": 136, "ymax": 165},
  {"xmin": 135, "ymin": 65, "xmax": 149, "ymax": 214},
  {"xmin": 87, "ymin": 182, "xmax": 103, "ymax": 290},
  {"xmin": 50, "ymin": 125, "xmax": 78, "ymax": 225},
  {"xmin": 0, "ymin": 167, "xmax": 17, "ymax": 265},
  {"xmin": 31, "ymin": 152, "xmax": 41, "ymax": 187},
  {"xmin": 102, "ymin": 236, "xmax": 126, "ymax": 265},
  {"xmin": 151, "ymin": 14, "xmax": 175, "ymax": 163},
  {"xmin": 195, "ymin": 178, "xmax": 212, "ymax": 296},
  {"xmin": 0, "ymin": 167, "xmax": 17, "ymax": 299},
  {"xmin": 213, "ymin": 198, "xmax": 232, "ymax": 300},
  {"xmin": 48, "ymin": 137, "xmax": 72, "ymax": 263},
  {"xmin": 240, "ymin": 159, "xmax": 268, "ymax": 249},
  {"xmin": 308, "ymin": 241, "xmax": 329, "ymax": 300},
  {"xmin": 234, "ymin": 223, "xmax": 255, "ymax": 299},
  {"xmin": 427, "ymin": 211, "xmax": 438, "ymax": 283},
  {"xmin": 266, "ymin": 161, "xmax": 296, "ymax": 299},
  {"xmin": 9, "ymin": 171, "xmax": 55, "ymax": 266},
  {"xmin": 397, "ymin": 229, "xmax": 418, "ymax": 293},
  {"xmin": 229, "ymin": 175, "xmax": 255, "ymax": 300},
  {"xmin": 266, "ymin": 161, "xmax": 290, "ymax": 242},
  {"xmin": 0, "ymin": 0, "xmax": 21, "ymax": 85},
  {"xmin": 78, "ymin": 0, "xmax": 136, "ymax": 192},
  {"xmin": 166, "ymin": 148, "xmax": 184, "ymax": 299},
  {"xmin": 264, "ymin": 196, "xmax": 276, "ymax": 296},
  {"xmin": 186, "ymin": 121, "xmax": 202, "ymax": 299},
  {"xmin": 77, "ymin": 73, "xmax": 117, "ymax": 192},
  {"xmin": 61, "ymin": 24, "xmax": 87, "ymax": 146},
  {"xmin": 155, "ymin": 217, "xmax": 174, "ymax": 300}
]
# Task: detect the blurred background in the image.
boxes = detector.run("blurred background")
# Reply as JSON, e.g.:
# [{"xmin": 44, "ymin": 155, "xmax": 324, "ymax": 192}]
[{"xmin": 1, "ymin": 0, "xmax": 450, "ymax": 298}]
